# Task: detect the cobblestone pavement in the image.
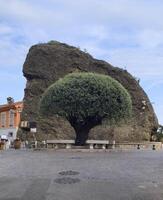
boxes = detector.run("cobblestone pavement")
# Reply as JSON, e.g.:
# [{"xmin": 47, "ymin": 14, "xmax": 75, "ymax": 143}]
[{"xmin": 0, "ymin": 149, "xmax": 163, "ymax": 200}]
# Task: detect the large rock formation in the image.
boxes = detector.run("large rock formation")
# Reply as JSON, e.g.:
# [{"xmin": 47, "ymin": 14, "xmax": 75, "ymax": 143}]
[{"xmin": 19, "ymin": 41, "xmax": 158, "ymax": 142}]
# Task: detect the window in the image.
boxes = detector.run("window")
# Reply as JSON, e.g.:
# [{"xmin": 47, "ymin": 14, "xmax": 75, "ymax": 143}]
[
  {"xmin": 9, "ymin": 110, "xmax": 15, "ymax": 127},
  {"xmin": 0, "ymin": 112, "xmax": 6, "ymax": 127}
]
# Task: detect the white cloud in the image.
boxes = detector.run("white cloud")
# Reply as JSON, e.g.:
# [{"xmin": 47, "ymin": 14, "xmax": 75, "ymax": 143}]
[
  {"xmin": 137, "ymin": 30, "xmax": 163, "ymax": 48},
  {"xmin": 42, "ymin": 0, "xmax": 163, "ymax": 29},
  {"xmin": 0, "ymin": 23, "xmax": 13, "ymax": 35},
  {"xmin": 105, "ymin": 48, "xmax": 163, "ymax": 78},
  {"xmin": 0, "ymin": 0, "xmax": 163, "ymax": 30},
  {"xmin": 0, "ymin": 1, "xmax": 50, "ymax": 23}
]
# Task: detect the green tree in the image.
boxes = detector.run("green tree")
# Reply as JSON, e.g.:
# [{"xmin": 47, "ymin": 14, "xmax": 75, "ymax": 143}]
[
  {"xmin": 156, "ymin": 125, "xmax": 163, "ymax": 141},
  {"xmin": 40, "ymin": 72, "xmax": 132, "ymax": 145}
]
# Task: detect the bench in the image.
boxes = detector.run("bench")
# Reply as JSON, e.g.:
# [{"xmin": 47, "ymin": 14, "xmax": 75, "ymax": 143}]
[
  {"xmin": 86, "ymin": 140, "xmax": 109, "ymax": 149},
  {"xmin": 112, "ymin": 142, "xmax": 162, "ymax": 150},
  {"xmin": 46, "ymin": 140, "xmax": 75, "ymax": 149},
  {"xmin": 46, "ymin": 140, "xmax": 113, "ymax": 150}
]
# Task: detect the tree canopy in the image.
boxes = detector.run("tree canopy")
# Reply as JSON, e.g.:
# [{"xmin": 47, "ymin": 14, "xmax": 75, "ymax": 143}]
[{"xmin": 40, "ymin": 72, "xmax": 132, "ymax": 144}]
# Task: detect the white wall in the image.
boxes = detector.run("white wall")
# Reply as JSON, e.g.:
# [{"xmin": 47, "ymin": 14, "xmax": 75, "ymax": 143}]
[{"xmin": 0, "ymin": 127, "xmax": 17, "ymax": 141}]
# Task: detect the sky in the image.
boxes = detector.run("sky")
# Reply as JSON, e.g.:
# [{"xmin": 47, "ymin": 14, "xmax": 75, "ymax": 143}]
[{"xmin": 0, "ymin": 0, "xmax": 163, "ymax": 124}]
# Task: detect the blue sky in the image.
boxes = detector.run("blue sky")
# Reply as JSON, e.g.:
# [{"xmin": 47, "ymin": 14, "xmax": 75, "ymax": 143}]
[{"xmin": 0, "ymin": 0, "xmax": 163, "ymax": 124}]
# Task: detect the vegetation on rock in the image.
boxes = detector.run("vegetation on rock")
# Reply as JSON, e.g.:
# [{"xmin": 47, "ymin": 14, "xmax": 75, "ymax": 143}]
[
  {"xmin": 155, "ymin": 125, "xmax": 163, "ymax": 142},
  {"xmin": 40, "ymin": 72, "xmax": 132, "ymax": 145}
]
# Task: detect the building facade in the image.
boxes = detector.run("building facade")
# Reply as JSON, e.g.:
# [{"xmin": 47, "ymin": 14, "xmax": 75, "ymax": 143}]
[{"xmin": 0, "ymin": 98, "xmax": 23, "ymax": 141}]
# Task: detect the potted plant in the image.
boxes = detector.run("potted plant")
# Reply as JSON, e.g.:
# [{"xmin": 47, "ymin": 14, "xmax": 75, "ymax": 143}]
[
  {"xmin": 0, "ymin": 141, "xmax": 5, "ymax": 150},
  {"xmin": 14, "ymin": 138, "xmax": 21, "ymax": 149}
]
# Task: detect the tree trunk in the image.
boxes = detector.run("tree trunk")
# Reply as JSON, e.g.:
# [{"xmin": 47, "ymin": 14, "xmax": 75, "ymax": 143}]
[
  {"xmin": 74, "ymin": 126, "xmax": 90, "ymax": 145},
  {"xmin": 69, "ymin": 116, "xmax": 102, "ymax": 146}
]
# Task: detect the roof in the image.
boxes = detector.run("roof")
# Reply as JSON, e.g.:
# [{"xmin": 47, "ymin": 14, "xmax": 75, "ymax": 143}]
[{"xmin": 0, "ymin": 101, "xmax": 23, "ymax": 112}]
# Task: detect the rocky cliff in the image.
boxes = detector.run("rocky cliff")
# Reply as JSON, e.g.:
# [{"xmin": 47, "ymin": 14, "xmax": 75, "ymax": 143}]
[{"xmin": 18, "ymin": 41, "xmax": 158, "ymax": 142}]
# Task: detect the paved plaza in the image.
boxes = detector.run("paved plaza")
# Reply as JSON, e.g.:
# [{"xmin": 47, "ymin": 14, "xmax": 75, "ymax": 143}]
[{"xmin": 0, "ymin": 149, "xmax": 163, "ymax": 200}]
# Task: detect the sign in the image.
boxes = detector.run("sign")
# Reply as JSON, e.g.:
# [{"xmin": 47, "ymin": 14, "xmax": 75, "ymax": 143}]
[
  {"xmin": 20, "ymin": 121, "xmax": 28, "ymax": 128},
  {"xmin": 20, "ymin": 121, "xmax": 37, "ymax": 131},
  {"xmin": 30, "ymin": 128, "xmax": 37, "ymax": 133}
]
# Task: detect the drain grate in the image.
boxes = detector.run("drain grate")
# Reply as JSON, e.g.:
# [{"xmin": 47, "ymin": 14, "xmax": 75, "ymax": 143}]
[
  {"xmin": 54, "ymin": 177, "xmax": 80, "ymax": 184},
  {"xmin": 59, "ymin": 170, "xmax": 80, "ymax": 176}
]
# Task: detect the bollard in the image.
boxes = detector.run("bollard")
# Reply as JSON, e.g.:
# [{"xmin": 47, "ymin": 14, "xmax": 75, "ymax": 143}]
[
  {"xmin": 137, "ymin": 144, "xmax": 140, "ymax": 150},
  {"xmin": 152, "ymin": 144, "xmax": 156, "ymax": 150}
]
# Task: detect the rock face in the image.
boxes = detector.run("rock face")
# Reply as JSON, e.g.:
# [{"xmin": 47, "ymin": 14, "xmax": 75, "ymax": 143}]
[{"xmin": 18, "ymin": 41, "xmax": 158, "ymax": 142}]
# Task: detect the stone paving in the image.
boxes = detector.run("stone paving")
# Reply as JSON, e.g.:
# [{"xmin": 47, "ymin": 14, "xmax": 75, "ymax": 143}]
[{"xmin": 0, "ymin": 149, "xmax": 163, "ymax": 200}]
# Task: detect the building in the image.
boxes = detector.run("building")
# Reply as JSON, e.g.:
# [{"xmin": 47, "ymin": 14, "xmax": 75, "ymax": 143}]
[{"xmin": 0, "ymin": 98, "xmax": 23, "ymax": 141}]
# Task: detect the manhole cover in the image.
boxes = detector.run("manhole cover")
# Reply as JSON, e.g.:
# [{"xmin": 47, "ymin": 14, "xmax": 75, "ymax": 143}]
[
  {"xmin": 54, "ymin": 177, "xmax": 80, "ymax": 184},
  {"xmin": 59, "ymin": 170, "xmax": 80, "ymax": 176}
]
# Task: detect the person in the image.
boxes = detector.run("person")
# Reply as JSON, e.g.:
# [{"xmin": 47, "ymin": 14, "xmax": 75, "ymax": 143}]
[{"xmin": 5, "ymin": 139, "xmax": 10, "ymax": 149}]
